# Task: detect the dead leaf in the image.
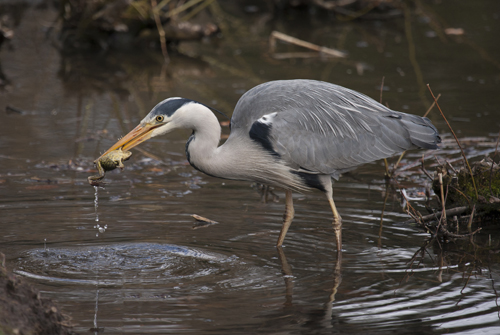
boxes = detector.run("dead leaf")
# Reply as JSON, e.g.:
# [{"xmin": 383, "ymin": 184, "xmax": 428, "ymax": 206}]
[{"xmin": 191, "ymin": 214, "xmax": 219, "ymax": 229}]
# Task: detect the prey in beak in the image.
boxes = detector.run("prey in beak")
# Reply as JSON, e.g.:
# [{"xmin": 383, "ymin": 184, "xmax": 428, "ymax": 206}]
[
  {"xmin": 97, "ymin": 123, "xmax": 160, "ymax": 160},
  {"xmin": 88, "ymin": 122, "xmax": 160, "ymax": 186}
]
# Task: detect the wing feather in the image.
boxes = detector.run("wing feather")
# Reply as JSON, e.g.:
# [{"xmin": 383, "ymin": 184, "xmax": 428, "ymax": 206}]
[{"xmin": 231, "ymin": 79, "xmax": 440, "ymax": 177}]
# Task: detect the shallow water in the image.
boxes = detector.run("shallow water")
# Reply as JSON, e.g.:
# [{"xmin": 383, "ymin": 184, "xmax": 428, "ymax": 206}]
[{"xmin": 1, "ymin": 1, "xmax": 500, "ymax": 334}]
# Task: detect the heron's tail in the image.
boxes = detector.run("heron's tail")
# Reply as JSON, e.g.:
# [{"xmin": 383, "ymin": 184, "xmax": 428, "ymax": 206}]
[{"xmin": 401, "ymin": 115, "xmax": 441, "ymax": 149}]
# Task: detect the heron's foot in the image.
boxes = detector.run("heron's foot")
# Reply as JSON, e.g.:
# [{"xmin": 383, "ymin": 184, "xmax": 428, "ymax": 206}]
[{"xmin": 258, "ymin": 184, "xmax": 279, "ymax": 203}]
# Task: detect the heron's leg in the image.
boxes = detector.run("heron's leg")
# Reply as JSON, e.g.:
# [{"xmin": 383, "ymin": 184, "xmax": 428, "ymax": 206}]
[
  {"xmin": 321, "ymin": 175, "xmax": 342, "ymax": 252},
  {"xmin": 328, "ymin": 197, "xmax": 342, "ymax": 252},
  {"xmin": 276, "ymin": 190, "xmax": 294, "ymax": 247},
  {"xmin": 259, "ymin": 184, "xmax": 280, "ymax": 203},
  {"xmin": 276, "ymin": 246, "xmax": 294, "ymax": 306}
]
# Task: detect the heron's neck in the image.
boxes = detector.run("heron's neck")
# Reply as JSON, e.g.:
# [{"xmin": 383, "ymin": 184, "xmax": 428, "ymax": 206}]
[
  {"xmin": 183, "ymin": 106, "xmax": 229, "ymax": 178},
  {"xmin": 183, "ymin": 104, "xmax": 306, "ymax": 189}
]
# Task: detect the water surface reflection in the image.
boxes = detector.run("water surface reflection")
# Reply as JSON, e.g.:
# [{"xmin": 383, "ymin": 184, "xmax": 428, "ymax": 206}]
[{"xmin": 1, "ymin": 1, "xmax": 500, "ymax": 334}]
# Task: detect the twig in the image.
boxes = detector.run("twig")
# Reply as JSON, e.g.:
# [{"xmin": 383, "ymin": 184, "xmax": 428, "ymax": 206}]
[
  {"xmin": 466, "ymin": 205, "xmax": 475, "ymax": 231},
  {"xmin": 442, "ymin": 226, "xmax": 481, "ymax": 239},
  {"xmin": 402, "ymin": 206, "xmax": 468, "ymax": 224},
  {"xmin": 489, "ymin": 129, "xmax": 500, "ymax": 196},
  {"xmin": 154, "ymin": 0, "xmax": 173, "ymax": 12},
  {"xmin": 427, "ymin": 84, "xmax": 478, "ymax": 199},
  {"xmin": 393, "ymin": 152, "xmax": 406, "ymax": 174},
  {"xmin": 180, "ymin": 0, "xmax": 215, "ymax": 21},
  {"xmin": 164, "ymin": 0, "xmax": 205, "ymax": 18},
  {"xmin": 438, "ymin": 172, "xmax": 446, "ymax": 222},
  {"xmin": 151, "ymin": 0, "xmax": 170, "ymax": 63},
  {"xmin": 445, "ymin": 159, "xmax": 458, "ymax": 174},
  {"xmin": 401, "ymin": 188, "xmax": 423, "ymax": 223},
  {"xmin": 423, "ymin": 93, "xmax": 441, "ymax": 118},
  {"xmin": 269, "ymin": 31, "xmax": 347, "ymax": 58},
  {"xmin": 421, "ymin": 155, "xmax": 433, "ymax": 180}
]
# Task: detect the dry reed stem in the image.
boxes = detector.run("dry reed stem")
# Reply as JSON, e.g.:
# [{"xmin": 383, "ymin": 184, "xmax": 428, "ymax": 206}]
[
  {"xmin": 151, "ymin": 0, "xmax": 170, "ymax": 63},
  {"xmin": 269, "ymin": 31, "xmax": 347, "ymax": 58},
  {"xmin": 427, "ymin": 84, "xmax": 478, "ymax": 199},
  {"xmin": 438, "ymin": 172, "xmax": 446, "ymax": 221},
  {"xmin": 423, "ymin": 93, "xmax": 440, "ymax": 117}
]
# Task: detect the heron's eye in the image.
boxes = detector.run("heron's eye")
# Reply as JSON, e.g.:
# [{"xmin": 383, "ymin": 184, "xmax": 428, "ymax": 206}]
[{"xmin": 155, "ymin": 115, "xmax": 164, "ymax": 123}]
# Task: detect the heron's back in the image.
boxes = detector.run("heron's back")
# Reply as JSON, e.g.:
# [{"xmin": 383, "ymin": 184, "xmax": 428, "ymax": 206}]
[{"xmin": 230, "ymin": 79, "xmax": 440, "ymax": 178}]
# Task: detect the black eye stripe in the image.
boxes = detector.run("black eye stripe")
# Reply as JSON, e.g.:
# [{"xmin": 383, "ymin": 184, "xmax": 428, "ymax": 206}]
[{"xmin": 151, "ymin": 98, "xmax": 193, "ymax": 118}]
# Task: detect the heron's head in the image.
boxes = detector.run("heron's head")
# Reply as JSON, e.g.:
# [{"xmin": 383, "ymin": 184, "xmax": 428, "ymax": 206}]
[{"xmin": 97, "ymin": 97, "xmax": 199, "ymax": 159}]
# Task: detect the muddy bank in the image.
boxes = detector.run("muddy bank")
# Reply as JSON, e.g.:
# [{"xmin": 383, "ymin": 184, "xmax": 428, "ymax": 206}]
[{"xmin": 0, "ymin": 255, "xmax": 77, "ymax": 335}]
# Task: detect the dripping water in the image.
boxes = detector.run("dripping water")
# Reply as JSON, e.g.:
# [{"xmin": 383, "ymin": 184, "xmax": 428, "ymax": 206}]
[
  {"xmin": 94, "ymin": 186, "xmax": 99, "ymax": 223},
  {"xmin": 93, "ymin": 186, "xmax": 107, "ymax": 237}
]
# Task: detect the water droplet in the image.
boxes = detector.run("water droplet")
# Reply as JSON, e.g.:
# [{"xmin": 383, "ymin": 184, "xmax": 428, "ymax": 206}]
[{"xmin": 94, "ymin": 186, "xmax": 99, "ymax": 222}]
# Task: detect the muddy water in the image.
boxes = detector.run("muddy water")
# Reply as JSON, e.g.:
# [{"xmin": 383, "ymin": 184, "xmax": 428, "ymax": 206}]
[{"xmin": 1, "ymin": 1, "xmax": 500, "ymax": 334}]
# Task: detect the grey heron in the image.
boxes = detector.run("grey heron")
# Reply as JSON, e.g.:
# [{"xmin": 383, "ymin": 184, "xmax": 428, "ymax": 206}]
[{"xmin": 98, "ymin": 79, "xmax": 441, "ymax": 251}]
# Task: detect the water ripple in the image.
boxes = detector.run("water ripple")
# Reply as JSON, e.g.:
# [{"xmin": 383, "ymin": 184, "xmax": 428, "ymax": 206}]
[
  {"xmin": 331, "ymin": 272, "xmax": 500, "ymax": 333},
  {"xmin": 15, "ymin": 243, "xmax": 277, "ymax": 292}
]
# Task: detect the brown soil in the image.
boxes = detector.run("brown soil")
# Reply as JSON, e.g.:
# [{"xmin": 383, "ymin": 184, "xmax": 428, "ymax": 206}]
[{"xmin": 0, "ymin": 256, "xmax": 77, "ymax": 335}]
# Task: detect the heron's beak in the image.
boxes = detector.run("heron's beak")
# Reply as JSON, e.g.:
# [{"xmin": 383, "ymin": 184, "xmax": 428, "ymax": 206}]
[{"xmin": 97, "ymin": 123, "xmax": 158, "ymax": 160}]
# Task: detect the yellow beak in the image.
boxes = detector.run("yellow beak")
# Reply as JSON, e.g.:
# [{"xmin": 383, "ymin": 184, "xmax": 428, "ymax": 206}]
[{"xmin": 97, "ymin": 123, "xmax": 159, "ymax": 160}]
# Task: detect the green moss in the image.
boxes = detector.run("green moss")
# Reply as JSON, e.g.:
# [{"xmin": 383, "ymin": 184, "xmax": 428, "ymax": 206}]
[{"xmin": 433, "ymin": 159, "xmax": 500, "ymax": 210}]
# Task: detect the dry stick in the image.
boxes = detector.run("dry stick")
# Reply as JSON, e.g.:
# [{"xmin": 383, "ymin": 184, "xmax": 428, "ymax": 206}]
[
  {"xmin": 423, "ymin": 93, "xmax": 440, "ymax": 118},
  {"xmin": 151, "ymin": 0, "xmax": 170, "ymax": 64},
  {"xmin": 421, "ymin": 155, "xmax": 434, "ymax": 180},
  {"xmin": 400, "ymin": 188, "xmax": 423, "ymax": 223},
  {"xmin": 445, "ymin": 159, "xmax": 458, "ymax": 174},
  {"xmin": 427, "ymin": 84, "xmax": 478, "ymax": 199},
  {"xmin": 442, "ymin": 226, "xmax": 481, "ymax": 239},
  {"xmin": 269, "ymin": 31, "xmax": 347, "ymax": 58},
  {"xmin": 466, "ymin": 205, "xmax": 476, "ymax": 231},
  {"xmin": 438, "ymin": 173, "xmax": 446, "ymax": 222},
  {"xmin": 155, "ymin": 0, "xmax": 173, "ymax": 11},
  {"xmin": 165, "ymin": 0, "xmax": 205, "ymax": 18},
  {"xmin": 402, "ymin": 206, "xmax": 468, "ymax": 224},
  {"xmin": 489, "ymin": 130, "xmax": 500, "ymax": 196},
  {"xmin": 130, "ymin": 2, "xmax": 149, "ymax": 19},
  {"xmin": 448, "ymin": 185, "xmax": 472, "ymax": 208},
  {"xmin": 180, "ymin": 0, "xmax": 215, "ymax": 21}
]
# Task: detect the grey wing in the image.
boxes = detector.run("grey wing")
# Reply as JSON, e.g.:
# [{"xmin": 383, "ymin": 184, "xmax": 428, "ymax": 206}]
[{"xmin": 232, "ymin": 79, "xmax": 440, "ymax": 178}]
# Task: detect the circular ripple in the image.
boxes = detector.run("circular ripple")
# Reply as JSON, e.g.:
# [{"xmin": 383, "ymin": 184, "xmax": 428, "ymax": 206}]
[{"xmin": 15, "ymin": 243, "xmax": 270, "ymax": 291}]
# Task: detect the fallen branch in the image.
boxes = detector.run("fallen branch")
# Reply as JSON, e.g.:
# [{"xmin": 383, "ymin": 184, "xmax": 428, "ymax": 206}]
[
  {"xmin": 269, "ymin": 31, "xmax": 347, "ymax": 58},
  {"xmin": 402, "ymin": 206, "xmax": 468, "ymax": 224},
  {"xmin": 440, "ymin": 226, "xmax": 481, "ymax": 239}
]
